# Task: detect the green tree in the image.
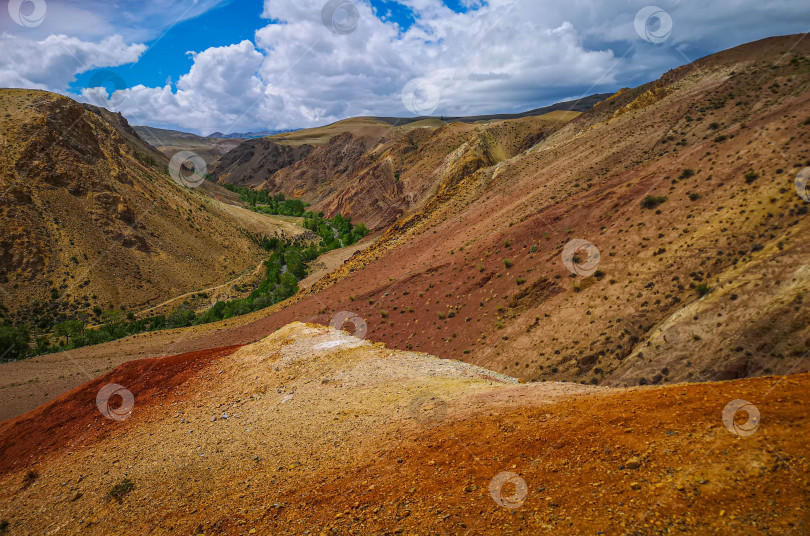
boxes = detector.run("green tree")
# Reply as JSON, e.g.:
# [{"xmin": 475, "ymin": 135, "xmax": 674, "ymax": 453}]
[
  {"xmin": 53, "ymin": 319, "xmax": 84, "ymax": 344},
  {"xmin": 0, "ymin": 325, "xmax": 30, "ymax": 361}
]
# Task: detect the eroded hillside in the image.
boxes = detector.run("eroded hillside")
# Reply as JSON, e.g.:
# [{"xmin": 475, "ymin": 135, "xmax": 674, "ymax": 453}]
[
  {"xmin": 259, "ymin": 112, "xmax": 579, "ymax": 229},
  {"xmin": 0, "ymin": 322, "xmax": 806, "ymax": 535},
  {"xmin": 211, "ymin": 138, "xmax": 314, "ymax": 188},
  {"xmin": 0, "ymin": 89, "xmax": 304, "ymax": 326},
  {"xmin": 236, "ymin": 35, "xmax": 810, "ymax": 386}
]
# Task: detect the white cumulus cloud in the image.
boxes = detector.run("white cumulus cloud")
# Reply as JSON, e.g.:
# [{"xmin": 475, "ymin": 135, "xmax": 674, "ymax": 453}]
[{"xmin": 0, "ymin": 33, "xmax": 145, "ymax": 91}]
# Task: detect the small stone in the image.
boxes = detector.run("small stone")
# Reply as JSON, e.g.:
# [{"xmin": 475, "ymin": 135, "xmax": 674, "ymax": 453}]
[
  {"xmin": 626, "ymin": 457, "xmax": 641, "ymax": 469},
  {"xmin": 630, "ymin": 482, "xmax": 641, "ymax": 490}
]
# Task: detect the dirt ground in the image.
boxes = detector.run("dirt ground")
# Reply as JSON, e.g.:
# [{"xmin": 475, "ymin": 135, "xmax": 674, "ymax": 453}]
[{"xmin": 0, "ymin": 323, "xmax": 806, "ymax": 535}]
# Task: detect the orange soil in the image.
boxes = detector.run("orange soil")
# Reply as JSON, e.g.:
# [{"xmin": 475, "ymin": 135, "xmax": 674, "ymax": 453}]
[{"xmin": 0, "ymin": 324, "xmax": 806, "ymax": 535}]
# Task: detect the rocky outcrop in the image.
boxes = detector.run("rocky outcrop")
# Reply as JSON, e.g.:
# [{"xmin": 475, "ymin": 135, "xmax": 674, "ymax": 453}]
[{"xmin": 211, "ymin": 138, "xmax": 314, "ymax": 187}]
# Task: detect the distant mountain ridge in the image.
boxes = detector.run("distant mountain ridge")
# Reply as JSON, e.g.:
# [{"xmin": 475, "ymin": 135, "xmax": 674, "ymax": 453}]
[
  {"xmin": 207, "ymin": 93, "xmax": 614, "ymax": 222},
  {"xmin": 132, "ymin": 95, "xmax": 612, "ymax": 168},
  {"xmin": 198, "ymin": 94, "xmax": 613, "ymax": 138},
  {"xmin": 372, "ymin": 93, "xmax": 614, "ymax": 125},
  {"xmin": 133, "ymin": 125, "xmax": 244, "ymax": 165},
  {"xmin": 207, "ymin": 129, "xmax": 297, "ymax": 139}
]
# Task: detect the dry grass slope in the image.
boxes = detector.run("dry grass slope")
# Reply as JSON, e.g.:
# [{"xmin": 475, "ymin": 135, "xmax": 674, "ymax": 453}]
[{"xmin": 0, "ymin": 89, "xmax": 303, "ymax": 325}]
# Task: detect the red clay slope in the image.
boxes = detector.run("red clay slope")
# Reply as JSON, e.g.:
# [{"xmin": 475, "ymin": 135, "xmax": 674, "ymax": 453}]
[{"xmin": 0, "ymin": 344, "xmax": 241, "ymax": 476}]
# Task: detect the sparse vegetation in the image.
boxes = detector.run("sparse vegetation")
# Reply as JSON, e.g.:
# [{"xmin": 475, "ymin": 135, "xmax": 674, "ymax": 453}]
[
  {"xmin": 641, "ymin": 195, "xmax": 668, "ymax": 209},
  {"xmin": 19, "ymin": 208, "xmax": 370, "ymax": 359},
  {"xmin": 108, "ymin": 478, "xmax": 135, "ymax": 503},
  {"xmin": 696, "ymin": 283, "xmax": 712, "ymax": 297},
  {"xmin": 503, "ymin": 259, "xmax": 514, "ymax": 268},
  {"xmin": 22, "ymin": 469, "xmax": 39, "ymax": 489}
]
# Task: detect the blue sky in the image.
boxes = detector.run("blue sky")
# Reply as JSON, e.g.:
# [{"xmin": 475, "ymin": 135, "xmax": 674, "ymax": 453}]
[
  {"xmin": 1, "ymin": 0, "xmax": 809, "ymax": 134},
  {"xmin": 69, "ymin": 0, "xmax": 473, "ymax": 97},
  {"xmin": 73, "ymin": 1, "xmax": 264, "ymax": 92}
]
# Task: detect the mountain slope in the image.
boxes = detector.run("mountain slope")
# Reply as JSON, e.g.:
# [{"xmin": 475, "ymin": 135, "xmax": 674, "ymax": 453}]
[
  {"xmin": 208, "ymin": 97, "xmax": 607, "ymax": 229},
  {"xmin": 258, "ymin": 112, "xmax": 580, "ymax": 229},
  {"xmin": 133, "ymin": 124, "xmax": 243, "ymax": 165},
  {"xmin": 0, "ymin": 322, "xmax": 806, "ymax": 535},
  {"xmin": 210, "ymin": 138, "xmax": 314, "ymax": 187},
  {"xmin": 212, "ymin": 34, "xmax": 810, "ymax": 385},
  {"xmin": 0, "ymin": 89, "xmax": 303, "ymax": 327},
  {"xmin": 372, "ymin": 92, "xmax": 613, "ymax": 124}
]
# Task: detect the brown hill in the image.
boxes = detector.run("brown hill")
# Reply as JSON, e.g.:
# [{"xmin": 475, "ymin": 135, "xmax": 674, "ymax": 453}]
[
  {"xmin": 262, "ymin": 34, "xmax": 809, "ymax": 386},
  {"xmin": 0, "ymin": 322, "xmax": 806, "ymax": 535},
  {"xmin": 210, "ymin": 138, "xmax": 314, "ymax": 187},
  {"xmin": 266, "ymin": 116, "xmax": 397, "ymax": 147},
  {"xmin": 132, "ymin": 124, "xmax": 243, "ymax": 166},
  {"xmin": 0, "ymin": 89, "xmax": 304, "ymax": 327},
  {"xmin": 372, "ymin": 92, "xmax": 613, "ymax": 124},
  {"xmin": 259, "ymin": 112, "xmax": 579, "ymax": 229}
]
